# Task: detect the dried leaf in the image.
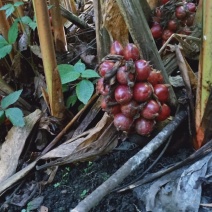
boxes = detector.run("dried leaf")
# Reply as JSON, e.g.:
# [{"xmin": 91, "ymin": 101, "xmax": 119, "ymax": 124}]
[
  {"xmin": 0, "ymin": 109, "xmax": 41, "ymax": 183},
  {"xmin": 102, "ymin": 0, "xmax": 128, "ymax": 46}
]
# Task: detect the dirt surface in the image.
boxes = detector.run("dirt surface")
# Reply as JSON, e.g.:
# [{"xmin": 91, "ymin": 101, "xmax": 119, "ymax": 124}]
[{"xmin": 1, "ymin": 141, "xmax": 195, "ymax": 212}]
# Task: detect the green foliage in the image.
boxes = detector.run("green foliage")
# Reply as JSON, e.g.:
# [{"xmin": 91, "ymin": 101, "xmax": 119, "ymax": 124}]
[
  {"xmin": 80, "ymin": 189, "xmax": 88, "ymax": 199},
  {"xmin": 0, "ymin": 90, "xmax": 25, "ymax": 127},
  {"xmin": 58, "ymin": 60, "xmax": 100, "ymax": 106},
  {"xmin": 0, "ymin": 1, "xmax": 24, "ymax": 19}
]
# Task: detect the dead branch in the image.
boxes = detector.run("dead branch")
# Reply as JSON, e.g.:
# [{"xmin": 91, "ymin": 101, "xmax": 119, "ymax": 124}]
[{"xmin": 70, "ymin": 109, "xmax": 187, "ymax": 212}]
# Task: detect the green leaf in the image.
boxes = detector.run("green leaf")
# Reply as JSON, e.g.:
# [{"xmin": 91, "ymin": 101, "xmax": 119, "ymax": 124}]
[
  {"xmin": 20, "ymin": 16, "xmax": 33, "ymax": 24},
  {"xmin": 0, "ymin": 3, "xmax": 13, "ymax": 11},
  {"xmin": 76, "ymin": 80, "xmax": 94, "ymax": 104},
  {"xmin": 62, "ymin": 84, "xmax": 69, "ymax": 92},
  {"xmin": 0, "ymin": 110, "xmax": 5, "ymax": 125},
  {"xmin": 28, "ymin": 22, "xmax": 37, "ymax": 31},
  {"xmin": 1, "ymin": 90, "xmax": 22, "ymax": 109},
  {"xmin": 81, "ymin": 70, "xmax": 100, "ymax": 79},
  {"xmin": 0, "ymin": 44, "xmax": 12, "ymax": 59},
  {"xmin": 58, "ymin": 64, "xmax": 80, "ymax": 84},
  {"xmin": 14, "ymin": 1, "xmax": 24, "ymax": 7},
  {"xmin": 8, "ymin": 21, "xmax": 18, "ymax": 44},
  {"xmin": 66, "ymin": 95, "xmax": 77, "ymax": 107},
  {"xmin": 74, "ymin": 62, "xmax": 86, "ymax": 73},
  {"xmin": 5, "ymin": 107, "xmax": 25, "ymax": 127},
  {"xmin": 0, "ymin": 35, "xmax": 9, "ymax": 48}
]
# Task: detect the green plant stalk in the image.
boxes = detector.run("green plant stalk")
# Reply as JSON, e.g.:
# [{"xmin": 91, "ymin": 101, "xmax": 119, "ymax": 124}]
[
  {"xmin": 32, "ymin": 0, "xmax": 65, "ymax": 118},
  {"xmin": 50, "ymin": 0, "xmax": 67, "ymax": 52},
  {"xmin": 195, "ymin": 0, "xmax": 212, "ymax": 148}
]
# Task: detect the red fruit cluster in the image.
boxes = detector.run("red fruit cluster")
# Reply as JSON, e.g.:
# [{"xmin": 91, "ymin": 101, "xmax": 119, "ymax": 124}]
[
  {"xmin": 151, "ymin": 1, "xmax": 196, "ymax": 43},
  {"xmin": 96, "ymin": 41, "xmax": 171, "ymax": 136}
]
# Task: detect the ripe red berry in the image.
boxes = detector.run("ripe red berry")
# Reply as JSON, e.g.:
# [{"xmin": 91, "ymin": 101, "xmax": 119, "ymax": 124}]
[
  {"xmin": 109, "ymin": 105, "xmax": 121, "ymax": 116},
  {"xmin": 121, "ymin": 100, "xmax": 138, "ymax": 118},
  {"xmin": 175, "ymin": 6, "xmax": 187, "ymax": 20},
  {"xmin": 151, "ymin": 24, "xmax": 163, "ymax": 39},
  {"xmin": 133, "ymin": 82, "xmax": 153, "ymax": 102},
  {"xmin": 96, "ymin": 78, "xmax": 109, "ymax": 96},
  {"xmin": 154, "ymin": 84, "xmax": 169, "ymax": 103},
  {"xmin": 135, "ymin": 117, "xmax": 155, "ymax": 136},
  {"xmin": 156, "ymin": 103, "xmax": 171, "ymax": 121},
  {"xmin": 123, "ymin": 43, "xmax": 140, "ymax": 61},
  {"xmin": 162, "ymin": 29, "xmax": 174, "ymax": 41},
  {"xmin": 160, "ymin": 0, "xmax": 169, "ymax": 5},
  {"xmin": 114, "ymin": 113, "xmax": 133, "ymax": 132},
  {"xmin": 141, "ymin": 100, "xmax": 160, "ymax": 120},
  {"xmin": 115, "ymin": 85, "xmax": 132, "ymax": 104},
  {"xmin": 99, "ymin": 61, "xmax": 114, "ymax": 77},
  {"xmin": 110, "ymin": 41, "xmax": 124, "ymax": 55},
  {"xmin": 116, "ymin": 66, "xmax": 134, "ymax": 85},
  {"xmin": 186, "ymin": 2, "xmax": 196, "ymax": 13},
  {"xmin": 135, "ymin": 60, "xmax": 152, "ymax": 82},
  {"xmin": 147, "ymin": 70, "xmax": 164, "ymax": 86},
  {"xmin": 167, "ymin": 20, "xmax": 178, "ymax": 32}
]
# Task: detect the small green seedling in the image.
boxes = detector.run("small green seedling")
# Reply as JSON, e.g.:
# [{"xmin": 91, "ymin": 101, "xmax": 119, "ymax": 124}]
[
  {"xmin": 80, "ymin": 189, "xmax": 88, "ymax": 199},
  {"xmin": 0, "ymin": 90, "xmax": 25, "ymax": 127},
  {"xmin": 58, "ymin": 60, "xmax": 100, "ymax": 106}
]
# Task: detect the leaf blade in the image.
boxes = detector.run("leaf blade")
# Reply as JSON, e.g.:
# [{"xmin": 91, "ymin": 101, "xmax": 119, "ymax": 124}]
[
  {"xmin": 0, "ymin": 35, "xmax": 9, "ymax": 48},
  {"xmin": 81, "ymin": 70, "xmax": 100, "ymax": 78},
  {"xmin": 5, "ymin": 107, "xmax": 25, "ymax": 127},
  {"xmin": 76, "ymin": 80, "xmax": 94, "ymax": 104},
  {"xmin": 74, "ymin": 62, "xmax": 86, "ymax": 73},
  {"xmin": 8, "ymin": 21, "xmax": 18, "ymax": 44},
  {"xmin": 0, "ymin": 44, "xmax": 12, "ymax": 59},
  {"xmin": 1, "ymin": 90, "xmax": 22, "ymax": 109}
]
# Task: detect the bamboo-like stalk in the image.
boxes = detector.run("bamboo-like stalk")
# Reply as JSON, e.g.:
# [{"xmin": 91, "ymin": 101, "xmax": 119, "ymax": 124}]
[
  {"xmin": 50, "ymin": 0, "xmax": 67, "ymax": 52},
  {"xmin": 195, "ymin": 0, "xmax": 212, "ymax": 149},
  {"xmin": 32, "ymin": 0, "xmax": 65, "ymax": 118}
]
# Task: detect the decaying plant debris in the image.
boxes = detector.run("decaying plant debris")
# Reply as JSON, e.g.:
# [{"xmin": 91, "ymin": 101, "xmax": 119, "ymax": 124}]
[{"xmin": 0, "ymin": 0, "xmax": 212, "ymax": 211}]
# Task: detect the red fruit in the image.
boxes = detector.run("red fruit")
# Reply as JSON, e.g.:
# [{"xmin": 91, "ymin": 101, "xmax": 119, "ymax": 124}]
[
  {"xmin": 96, "ymin": 78, "xmax": 109, "ymax": 96},
  {"xmin": 167, "ymin": 20, "xmax": 178, "ymax": 32},
  {"xmin": 162, "ymin": 29, "xmax": 174, "ymax": 41},
  {"xmin": 160, "ymin": 0, "xmax": 169, "ymax": 4},
  {"xmin": 154, "ymin": 84, "xmax": 169, "ymax": 103},
  {"xmin": 147, "ymin": 70, "xmax": 164, "ymax": 86},
  {"xmin": 175, "ymin": 6, "xmax": 187, "ymax": 20},
  {"xmin": 156, "ymin": 103, "xmax": 171, "ymax": 121},
  {"xmin": 186, "ymin": 2, "xmax": 196, "ymax": 13},
  {"xmin": 155, "ymin": 7, "xmax": 162, "ymax": 19},
  {"xmin": 99, "ymin": 61, "xmax": 114, "ymax": 77},
  {"xmin": 135, "ymin": 60, "xmax": 152, "ymax": 81},
  {"xmin": 100, "ymin": 97, "xmax": 107, "ymax": 110},
  {"xmin": 123, "ymin": 43, "xmax": 140, "ymax": 61},
  {"xmin": 135, "ymin": 117, "xmax": 155, "ymax": 136},
  {"xmin": 109, "ymin": 105, "xmax": 121, "ymax": 116},
  {"xmin": 141, "ymin": 100, "xmax": 160, "ymax": 120},
  {"xmin": 116, "ymin": 66, "xmax": 134, "ymax": 85},
  {"xmin": 115, "ymin": 85, "xmax": 132, "ymax": 104},
  {"xmin": 151, "ymin": 24, "xmax": 163, "ymax": 39},
  {"xmin": 114, "ymin": 113, "xmax": 133, "ymax": 131},
  {"xmin": 110, "ymin": 41, "xmax": 124, "ymax": 55},
  {"xmin": 133, "ymin": 82, "xmax": 152, "ymax": 102},
  {"xmin": 185, "ymin": 13, "xmax": 195, "ymax": 26},
  {"xmin": 121, "ymin": 100, "xmax": 138, "ymax": 118}
]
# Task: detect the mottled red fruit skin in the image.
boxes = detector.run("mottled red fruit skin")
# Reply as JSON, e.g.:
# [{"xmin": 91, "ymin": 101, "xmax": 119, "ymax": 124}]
[
  {"xmin": 179, "ymin": 26, "xmax": 192, "ymax": 35},
  {"xmin": 186, "ymin": 2, "xmax": 196, "ymax": 12},
  {"xmin": 151, "ymin": 24, "xmax": 163, "ymax": 39},
  {"xmin": 147, "ymin": 70, "xmax": 164, "ymax": 86},
  {"xmin": 135, "ymin": 117, "xmax": 155, "ymax": 136},
  {"xmin": 109, "ymin": 105, "xmax": 121, "ymax": 116},
  {"xmin": 141, "ymin": 100, "xmax": 160, "ymax": 120},
  {"xmin": 121, "ymin": 100, "xmax": 138, "ymax": 118},
  {"xmin": 185, "ymin": 13, "xmax": 195, "ymax": 26},
  {"xmin": 116, "ymin": 66, "xmax": 134, "ymax": 85},
  {"xmin": 99, "ymin": 61, "xmax": 114, "ymax": 77},
  {"xmin": 110, "ymin": 41, "xmax": 124, "ymax": 55},
  {"xmin": 162, "ymin": 29, "xmax": 173, "ymax": 41},
  {"xmin": 96, "ymin": 78, "xmax": 109, "ymax": 96},
  {"xmin": 133, "ymin": 82, "xmax": 152, "ymax": 102},
  {"xmin": 114, "ymin": 113, "xmax": 133, "ymax": 131},
  {"xmin": 175, "ymin": 6, "xmax": 187, "ymax": 20},
  {"xmin": 160, "ymin": 0, "xmax": 169, "ymax": 4},
  {"xmin": 167, "ymin": 20, "xmax": 178, "ymax": 32},
  {"xmin": 123, "ymin": 43, "xmax": 140, "ymax": 61},
  {"xmin": 154, "ymin": 84, "xmax": 169, "ymax": 103},
  {"xmin": 115, "ymin": 85, "xmax": 132, "ymax": 104},
  {"xmin": 156, "ymin": 103, "xmax": 171, "ymax": 121},
  {"xmin": 135, "ymin": 60, "xmax": 152, "ymax": 81},
  {"xmin": 100, "ymin": 97, "xmax": 107, "ymax": 110}
]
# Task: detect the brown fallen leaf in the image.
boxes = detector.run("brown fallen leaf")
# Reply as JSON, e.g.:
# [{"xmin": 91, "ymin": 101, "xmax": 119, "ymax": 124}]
[{"xmin": 0, "ymin": 109, "xmax": 42, "ymax": 183}]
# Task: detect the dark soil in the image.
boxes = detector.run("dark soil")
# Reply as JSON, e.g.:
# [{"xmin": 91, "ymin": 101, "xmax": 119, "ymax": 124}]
[{"xmin": 1, "ymin": 141, "xmax": 195, "ymax": 212}]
